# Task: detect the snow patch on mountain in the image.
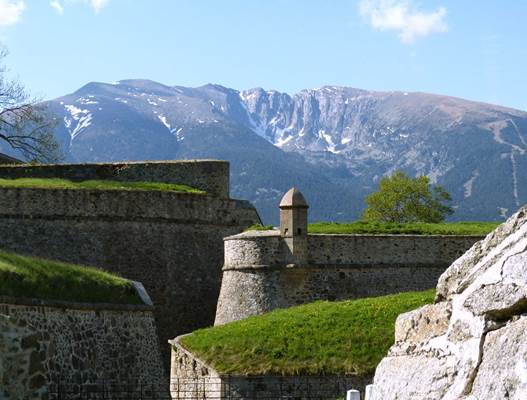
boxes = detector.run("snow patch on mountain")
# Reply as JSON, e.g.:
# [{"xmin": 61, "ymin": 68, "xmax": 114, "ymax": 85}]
[
  {"xmin": 238, "ymin": 92, "xmax": 268, "ymax": 139},
  {"xmin": 64, "ymin": 105, "xmax": 93, "ymax": 141},
  {"xmin": 174, "ymin": 127, "xmax": 184, "ymax": 141},
  {"xmin": 77, "ymin": 96, "xmax": 98, "ymax": 105},
  {"xmin": 511, "ymin": 152, "xmax": 520, "ymax": 206},
  {"xmin": 157, "ymin": 115, "xmax": 171, "ymax": 130},
  {"xmin": 463, "ymin": 170, "xmax": 480, "ymax": 198},
  {"xmin": 319, "ymin": 130, "xmax": 339, "ymax": 154}
]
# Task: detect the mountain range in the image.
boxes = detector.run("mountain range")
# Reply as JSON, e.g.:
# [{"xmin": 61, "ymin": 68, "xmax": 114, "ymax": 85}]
[{"xmin": 3, "ymin": 79, "xmax": 526, "ymax": 224}]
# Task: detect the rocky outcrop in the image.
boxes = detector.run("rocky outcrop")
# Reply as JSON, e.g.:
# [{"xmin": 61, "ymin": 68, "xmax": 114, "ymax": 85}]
[{"xmin": 371, "ymin": 206, "xmax": 527, "ymax": 400}]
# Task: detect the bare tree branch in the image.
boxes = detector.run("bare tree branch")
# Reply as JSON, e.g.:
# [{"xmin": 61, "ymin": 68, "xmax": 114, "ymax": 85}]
[{"xmin": 0, "ymin": 48, "xmax": 62, "ymax": 163}]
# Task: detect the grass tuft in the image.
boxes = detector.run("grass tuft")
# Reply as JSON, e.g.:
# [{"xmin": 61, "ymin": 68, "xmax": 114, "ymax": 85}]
[
  {"xmin": 245, "ymin": 224, "xmax": 275, "ymax": 231},
  {"xmin": 0, "ymin": 178, "xmax": 205, "ymax": 194},
  {"xmin": 181, "ymin": 290, "xmax": 435, "ymax": 376},
  {"xmin": 308, "ymin": 221, "xmax": 499, "ymax": 236},
  {"xmin": 0, "ymin": 251, "xmax": 142, "ymax": 304}
]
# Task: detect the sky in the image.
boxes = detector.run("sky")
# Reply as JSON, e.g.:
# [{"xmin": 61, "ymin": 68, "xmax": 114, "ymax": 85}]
[{"xmin": 0, "ymin": 0, "xmax": 526, "ymax": 111}]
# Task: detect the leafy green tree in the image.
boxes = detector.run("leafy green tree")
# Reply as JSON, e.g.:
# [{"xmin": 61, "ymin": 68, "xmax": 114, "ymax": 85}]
[
  {"xmin": 362, "ymin": 170, "xmax": 454, "ymax": 223},
  {"xmin": 0, "ymin": 48, "xmax": 61, "ymax": 163}
]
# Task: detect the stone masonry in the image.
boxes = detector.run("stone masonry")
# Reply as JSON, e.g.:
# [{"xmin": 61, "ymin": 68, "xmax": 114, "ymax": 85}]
[
  {"xmin": 0, "ymin": 296, "xmax": 165, "ymax": 399},
  {"xmin": 215, "ymin": 188, "xmax": 483, "ymax": 325},
  {"xmin": 0, "ymin": 161, "xmax": 261, "ymax": 367},
  {"xmin": 169, "ymin": 336, "xmax": 366, "ymax": 399}
]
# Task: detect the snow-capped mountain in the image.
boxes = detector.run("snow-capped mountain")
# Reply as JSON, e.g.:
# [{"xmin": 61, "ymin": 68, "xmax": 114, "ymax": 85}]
[{"xmin": 8, "ymin": 79, "xmax": 526, "ymax": 224}]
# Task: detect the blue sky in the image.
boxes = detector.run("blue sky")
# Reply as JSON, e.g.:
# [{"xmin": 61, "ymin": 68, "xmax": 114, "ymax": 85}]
[{"xmin": 0, "ymin": 0, "xmax": 526, "ymax": 111}]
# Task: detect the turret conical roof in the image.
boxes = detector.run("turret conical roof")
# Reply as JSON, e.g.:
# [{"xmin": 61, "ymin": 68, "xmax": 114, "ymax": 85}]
[{"xmin": 279, "ymin": 187, "xmax": 309, "ymax": 208}]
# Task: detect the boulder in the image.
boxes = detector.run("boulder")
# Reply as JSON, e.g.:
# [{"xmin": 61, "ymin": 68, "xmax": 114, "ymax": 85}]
[{"xmin": 371, "ymin": 207, "xmax": 527, "ymax": 399}]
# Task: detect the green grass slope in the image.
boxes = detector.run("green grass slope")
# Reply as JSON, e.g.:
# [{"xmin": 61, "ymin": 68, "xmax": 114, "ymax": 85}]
[
  {"xmin": 0, "ymin": 178, "xmax": 205, "ymax": 194},
  {"xmin": 308, "ymin": 221, "xmax": 499, "ymax": 235},
  {"xmin": 181, "ymin": 290, "xmax": 435, "ymax": 376},
  {"xmin": 0, "ymin": 251, "xmax": 141, "ymax": 304}
]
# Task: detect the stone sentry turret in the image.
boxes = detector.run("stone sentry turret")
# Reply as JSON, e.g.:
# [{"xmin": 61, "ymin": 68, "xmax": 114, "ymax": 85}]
[
  {"xmin": 279, "ymin": 187, "xmax": 309, "ymax": 264},
  {"xmin": 215, "ymin": 186, "xmax": 482, "ymax": 326}
]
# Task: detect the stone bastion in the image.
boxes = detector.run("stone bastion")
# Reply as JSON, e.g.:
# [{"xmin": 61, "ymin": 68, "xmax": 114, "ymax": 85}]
[
  {"xmin": 0, "ymin": 289, "xmax": 165, "ymax": 399},
  {"xmin": 0, "ymin": 160, "xmax": 261, "ymax": 367},
  {"xmin": 215, "ymin": 188, "xmax": 484, "ymax": 325}
]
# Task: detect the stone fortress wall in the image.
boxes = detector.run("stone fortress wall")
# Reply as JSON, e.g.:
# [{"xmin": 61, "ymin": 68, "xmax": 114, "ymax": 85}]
[
  {"xmin": 0, "ymin": 159, "xmax": 229, "ymax": 197},
  {"xmin": 169, "ymin": 336, "xmax": 365, "ymax": 400},
  {"xmin": 0, "ymin": 295, "xmax": 165, "ymax": 400},
  {"xmin": 0, "ymin": 160, "xmax": 261, "ymax": 366},
  {"xmin": 215, "ymin": 188, "xmax": 484, "ymax": 325}
]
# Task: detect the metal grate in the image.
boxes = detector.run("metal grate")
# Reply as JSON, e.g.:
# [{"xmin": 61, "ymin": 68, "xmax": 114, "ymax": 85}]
[{"xmin": 47, "ymin": 376, "xmax": 352, "ymax": 400}]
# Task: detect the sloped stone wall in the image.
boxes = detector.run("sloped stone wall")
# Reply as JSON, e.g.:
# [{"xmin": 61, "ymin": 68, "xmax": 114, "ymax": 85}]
[
  {"xmin": 0, "ymin": 161, "xmax": 261, "ymax": 367},
  {"xmin": 0, "ymin": 298, "xmax": 165, "ymax": 400},
  {"xmin": 169, "ymin": 337, "xmax": 366, "ymax": 399}
]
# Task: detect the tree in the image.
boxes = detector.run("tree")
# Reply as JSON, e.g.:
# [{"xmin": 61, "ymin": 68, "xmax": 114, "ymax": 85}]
[
  {"xmin": 0, "ymin": 48, "xmax": 61, "ymax": 163},
  {"xmin": 362, "ymin": 170, "xmax": 454, "ymax": 223}
]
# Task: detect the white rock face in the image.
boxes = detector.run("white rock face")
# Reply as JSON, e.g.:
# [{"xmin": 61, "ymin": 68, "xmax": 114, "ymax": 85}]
[{"xmin": 371, "ymin": 206, "xmax": 527, "ymax": 400}]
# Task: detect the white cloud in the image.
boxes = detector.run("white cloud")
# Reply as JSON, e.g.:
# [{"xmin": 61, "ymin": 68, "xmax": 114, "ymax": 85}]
[
  {"xmin": 49, "ymin": 0, "xmax": 109, "ymax": 15},
  {"xmin": 359, "ymin": 0, "xmax": 448, "ymax": 43},
  {"xmin": 0, "ymin": 0, "xmax": 25, "ymax": 26},
  {"xmin": 89, "ymin": 0, "xmax": 109, "ymax": 13},
  {"xmin": 50, "ymin": 0, "xmax": 64, "ymax": 15}
]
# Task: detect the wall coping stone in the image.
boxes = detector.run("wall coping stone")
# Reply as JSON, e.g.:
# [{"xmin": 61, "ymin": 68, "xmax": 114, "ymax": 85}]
[
  {"xmin": 0, "ymin": 159, "xmax": 226, "ymax": 167},
  {"xmin": 225, "ymin": 231, "xmax": 486, "ymax": 241},
  {"xmin": 169, "ymin": 334, "xmax": 219, "ymax": 375},
  {"xmin": 224, "ymin": 230, "xmax": 281, "ymax": 240},
  {"xmin": 221, "ymin": 262, "xmax": 462, "ymax": 272},
  {"xmin": 131, "ymin": 280, "xmax": 154, "ymax": 306},
  {"xmin": 0, "ymin": 295, "xmax": 154, "ymax": 312}
]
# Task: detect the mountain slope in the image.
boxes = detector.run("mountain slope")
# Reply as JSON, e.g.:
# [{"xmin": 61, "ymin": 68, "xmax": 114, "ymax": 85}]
[{"xmin": 5, "ymin": 79, "xmax": 525, "ymax": 224}]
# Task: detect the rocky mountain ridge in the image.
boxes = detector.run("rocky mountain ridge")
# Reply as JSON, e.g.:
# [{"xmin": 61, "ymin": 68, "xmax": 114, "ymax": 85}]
[{"xmin": 2, "ymin": 79, "xmax": 525, "ymax": 224}]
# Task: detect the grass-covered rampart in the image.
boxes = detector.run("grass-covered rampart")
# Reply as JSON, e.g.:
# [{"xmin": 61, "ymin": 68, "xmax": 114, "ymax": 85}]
[
  {"xmin": 0, "ymin": 251, "xmax": 142, "ymax": 304},
  {"xmin": 308, "ymin": 221, "xmax": 498, "ymax": 235},
  {"xmin": 0, "ymin": 177, "xmax": 205, "ymax": 194},
  {"xmin": 246, "ymin": 221, "xmax": 498, "ymax": 235},
  {"xmin": 181, "ymin": 290, "xmax": 435, "ymax": 376}
]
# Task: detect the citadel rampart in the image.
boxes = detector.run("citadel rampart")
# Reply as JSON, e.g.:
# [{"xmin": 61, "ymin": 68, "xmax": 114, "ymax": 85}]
[
  {"xmin": 0, "ymin": 161, "xmax": 260, "ymax": 365},
  {"xmin": 0, "ymin": 159, "xmax": 229, "ymax": 197},
  {"xmin": 215, "ymin": 188, "xmax": 484, "ymax": 325},
  {"xmin": 169, "ymin": 337, "xmax": 364, "ymax": 400},
  {"xmin": 0, "ymin": 295, "xmax": 165, "ymax": 399}
]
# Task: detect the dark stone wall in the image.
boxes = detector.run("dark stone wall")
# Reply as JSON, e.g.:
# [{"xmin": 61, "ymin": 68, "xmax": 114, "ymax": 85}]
[
  {"xmin": 0, "ymin": 188, "xmax": 260, "ymax": 368},
  {"xmin": 0, "ymin": 160, "xmax": 229, "ymax": 197},
  {"xmin": 0, "ymin": 299, "xmax": 165, "ymax": 400}
]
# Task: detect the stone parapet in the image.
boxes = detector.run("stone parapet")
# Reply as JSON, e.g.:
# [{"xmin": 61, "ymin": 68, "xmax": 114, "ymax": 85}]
[
  {"xmin": 215, "ymin": 232, "xmax": 484, "ymax": 325},
  {"xmin": 0, "ymin": 160, "xmax": 230, "ymax": 197},
  {"xmin": 169, "ymin": 336, "xmax": 367, "ymax": 399},
  {"xmin": 0, "ymin": 187, "xmax": 256, "ymax": 225}
]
